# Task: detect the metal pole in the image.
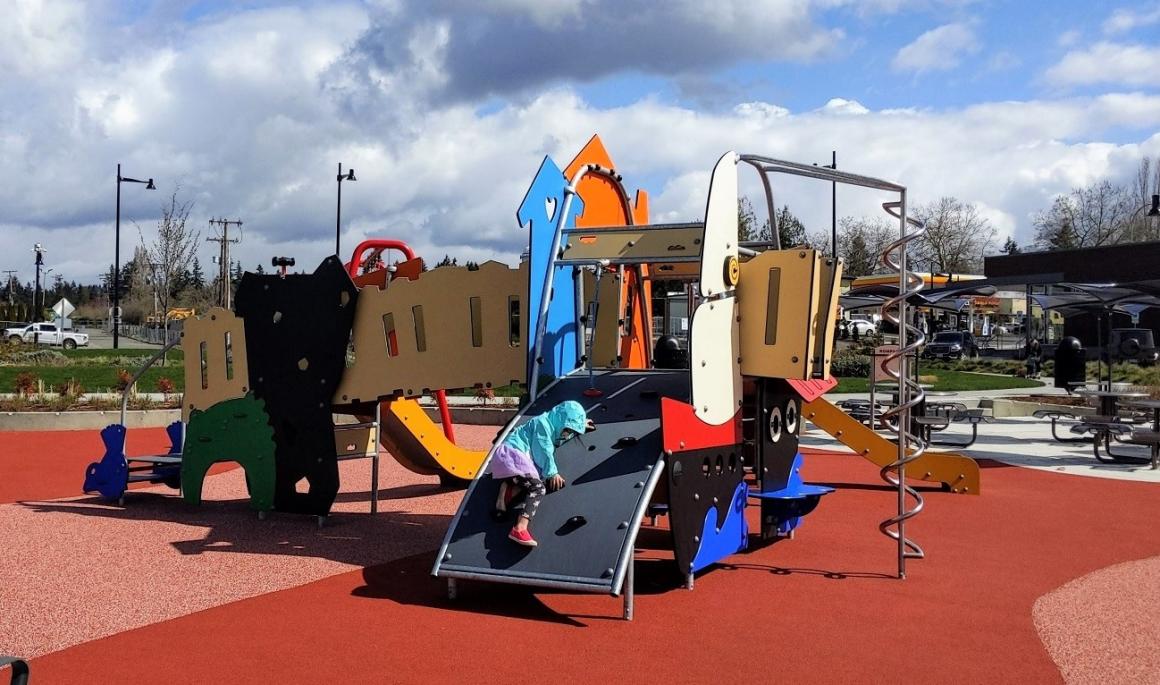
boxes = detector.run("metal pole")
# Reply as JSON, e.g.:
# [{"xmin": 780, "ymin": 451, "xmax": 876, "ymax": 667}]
[
  {"xmin": 114, "ymin": 163, "xmax": 121, "ymax": 349},
  {"xmin": 336, "ymin": 162, "xmax": 342, "ymax": 256},
  {"xmin": 896, "ymin": 191, "xmax": 909, "ymax": 579},
  {"xmin": 623, "ymin": 556, "xmax": 635, "ymax": 621},
  {"xmin": 831, "ymin": 150, "xmax": 837, "ymax": 258}
]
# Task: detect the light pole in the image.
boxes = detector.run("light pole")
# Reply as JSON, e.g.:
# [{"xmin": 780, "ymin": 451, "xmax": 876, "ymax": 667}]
[
  {"xmin": 812, "ymin": 151, "xmax": 838, "ymax": 257},
  {"xmin": 336, "ymin": 162, "xmax": 356, "ymax": 257},
  {"xmin": 114, "ymin": 163, "xmax": 155, "ymax": 349},
  {"xmin": 1130, "ymin": 193, "xmax": 1160, "ymax": 239}
]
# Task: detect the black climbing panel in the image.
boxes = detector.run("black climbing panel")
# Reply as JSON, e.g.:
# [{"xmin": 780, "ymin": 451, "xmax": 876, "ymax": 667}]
[{"xmin": 235, "ymin": 256, "xmax": 359, "ymax": 516}]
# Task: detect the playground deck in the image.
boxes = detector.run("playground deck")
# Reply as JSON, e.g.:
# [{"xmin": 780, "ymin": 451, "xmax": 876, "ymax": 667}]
[{"xmin": 2, "ymin": 426, "xmax": 1158, "ymax": 683}]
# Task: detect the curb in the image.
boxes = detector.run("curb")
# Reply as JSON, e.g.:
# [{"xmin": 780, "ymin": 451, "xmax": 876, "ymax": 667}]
[{"xmin": 0, "ymin": 409, "xmax": 182, "ymax": 432}]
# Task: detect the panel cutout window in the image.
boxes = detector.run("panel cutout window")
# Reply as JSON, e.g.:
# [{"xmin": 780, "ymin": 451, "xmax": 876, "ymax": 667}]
[
  {"xmin": 382, "ymin": 313, "xmax": 398, "ymax": 357},
  {"xmin": 469, "ymin": 296, "xmax": 483, "ymax": 348},
  {"xmin": 412, "ymin": 305, "xmax": 427, "ymax": 353},
  {"xmin": 199, "ymin": 341, "xmax": 209, "ymax": 390},
  {"xmin": 765, "ymin": 267, "xmax": 781, "ymax": 346},
  {"xmin": 508, "ymin": 296, "xmax": 520, "ymax": 346},
  {"xmin": 224, "ymin": 331, "xmax": 234, "ymax": 380}
]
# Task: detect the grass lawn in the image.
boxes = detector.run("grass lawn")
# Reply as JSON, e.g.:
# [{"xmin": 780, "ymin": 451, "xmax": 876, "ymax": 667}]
[
  {"xmin": 60, "ymin": 348, "xmax": 184, "ymax": 362},
  {"xmin": 0, "ymin": 365, "xmax": 184, "ymax": 394},
  {"xmin": 833, "ymin": 370, "xmax": 1044, "ymax": 394}
]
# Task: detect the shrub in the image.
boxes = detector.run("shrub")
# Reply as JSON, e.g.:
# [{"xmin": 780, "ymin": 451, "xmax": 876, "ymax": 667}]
[
  {"xmin": 14, "ymin": 372, "xmax": 37, "ymax": 396},
  {"xmin": 62, "ymin": 378, "xmax": 85, "ymax": 397},
  {"xmin": 156, "ymin": 376, "xmax": 175, "ymax": 394},
  {"xmin": 115, "ymin": 369, "xmax": 133, "ymax": 392},
  {"xmin": 475, "ymin": 386, "xmax": 495, "ymax": 404},
  {"xmin": 831, "ymin": 349, "xmax": 871, "ymax": 378}
]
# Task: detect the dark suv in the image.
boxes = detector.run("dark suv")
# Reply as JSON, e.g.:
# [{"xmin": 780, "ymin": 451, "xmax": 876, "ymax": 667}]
[
  {"xmin": 922, "ymin": 331, "xmax": 979, "ymax": 360},
  {"xmin": 1109, "ymin": 328, "xmax": 1159, "ymax": 366}
]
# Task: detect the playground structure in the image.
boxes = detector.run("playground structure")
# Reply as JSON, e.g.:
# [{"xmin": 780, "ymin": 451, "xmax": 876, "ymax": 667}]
[
  {"xmin": 432, "ymin": 138, "xmax": 981, "ymax": 617},
  {"xmin": 80, "ymin": 134, "xmax": 979, "ymax": 616}
]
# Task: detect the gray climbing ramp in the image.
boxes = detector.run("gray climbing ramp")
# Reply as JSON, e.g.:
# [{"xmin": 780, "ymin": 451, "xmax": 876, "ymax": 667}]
[{"xmin": 432, "ymin": 369, "xmax": 689, "ymax": 595}]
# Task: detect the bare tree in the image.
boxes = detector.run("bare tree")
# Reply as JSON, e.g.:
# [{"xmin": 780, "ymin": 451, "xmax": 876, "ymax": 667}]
[
  {"xmin": 1123, "ymin": 157, "xmax": 1160, "ymax": 243},
  {"xmin": 912, "ymin": 197, "xmax": 995, "ymax": 273},
  {"xmin": 1033, "ymin": 180, "xmax": 1132, "ymax": 249},
  {"xmin": 138, "ymin": 190, "xmax": 198, "ymax": 361}
]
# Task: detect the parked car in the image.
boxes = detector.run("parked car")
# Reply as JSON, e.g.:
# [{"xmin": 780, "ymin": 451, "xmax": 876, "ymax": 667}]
[
  {"xmin": 922, "ymin": 330, "xmax": 979, "ymax": 360},
  {"xmin": 847, "ymin": 319, "xmax": 877, "ymax": 337},
  {"xmin": 4, "ymin": 322, "xmax": 89, "ymax": 349}
]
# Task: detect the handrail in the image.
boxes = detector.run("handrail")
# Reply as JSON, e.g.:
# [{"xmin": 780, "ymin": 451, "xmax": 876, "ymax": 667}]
[
  {"xmin": 121, "ymin": 336, "xmax": 182, "ymax": 425},
  {"xmin": 346, "ymin": 239, "xmax": 417, "ymax": 278},
  {"xmin": 528, "ymin": 164, "xmax": 633, "ymax": 402}
]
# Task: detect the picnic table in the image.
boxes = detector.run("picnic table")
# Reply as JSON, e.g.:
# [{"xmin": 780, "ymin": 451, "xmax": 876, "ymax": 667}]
[
  {"xmin": 1123, "ymin": 398, "xmax": 1160, "ymax": 470},
  {"xmin": 1074, "ymin": 388, "xmax": 1147, "ymax": 417}
]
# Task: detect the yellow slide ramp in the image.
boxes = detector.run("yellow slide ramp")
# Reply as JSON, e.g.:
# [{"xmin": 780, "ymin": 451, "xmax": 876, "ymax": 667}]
[
  {"xmin": 802, "ymin": 397, "xmax": 980, "ymax": 494},
  {"xmin": 377, "ymin": 398, "xmax": 486, "ymax": 483}
]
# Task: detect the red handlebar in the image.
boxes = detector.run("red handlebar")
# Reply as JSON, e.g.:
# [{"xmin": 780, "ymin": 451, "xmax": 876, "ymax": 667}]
[{"xmin": 346, "ymin": 239, "xmax": 417, "ymax": 277}]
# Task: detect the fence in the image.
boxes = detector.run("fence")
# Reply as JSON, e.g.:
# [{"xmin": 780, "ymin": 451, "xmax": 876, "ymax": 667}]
[{"xmin": 104, "ymin": 319, "xmax": 184, "ymax": 346}]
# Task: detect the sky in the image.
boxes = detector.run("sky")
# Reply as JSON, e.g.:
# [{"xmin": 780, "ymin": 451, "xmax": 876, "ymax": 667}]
[{"xmin": 5, "ymin": 0, "xmax": 1160, "ymax": 285}]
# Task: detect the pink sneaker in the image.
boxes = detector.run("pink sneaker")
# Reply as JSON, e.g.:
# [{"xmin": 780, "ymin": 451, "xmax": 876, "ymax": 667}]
[{"xmin": 509, "ymin": 527, "xmax": 538, "ymax": 547}]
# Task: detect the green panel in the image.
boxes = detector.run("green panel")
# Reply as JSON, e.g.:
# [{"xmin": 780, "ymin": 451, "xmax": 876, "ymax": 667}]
[{"xmin": 181, "ymin": 394, "xmax": 276, "ymax": 511}]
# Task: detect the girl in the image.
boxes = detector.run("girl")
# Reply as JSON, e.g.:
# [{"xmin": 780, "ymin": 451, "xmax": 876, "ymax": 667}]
[{"xmin": 490, "ymin": 400, "xmax": 593, "ymax": 547}]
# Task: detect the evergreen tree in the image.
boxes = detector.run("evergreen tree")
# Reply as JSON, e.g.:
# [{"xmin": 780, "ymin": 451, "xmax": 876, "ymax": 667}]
[
  {"xmin": 190, "ymin": 257, "xmax": 206, "ymax": 290},
  {"xmin": 255, "ymin": 263, "xmax": 265, "ymax": 275},
  {"xmin": 775, "ymin": 205, "xmax": 807, "ymax": 248},
  {"xmin": 1001, "ymin": 237, "xmax": 1021, "ymax": 255}
]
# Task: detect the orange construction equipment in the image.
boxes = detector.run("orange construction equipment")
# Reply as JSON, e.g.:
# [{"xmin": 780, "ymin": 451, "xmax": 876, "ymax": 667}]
[{"xmin": 802, "ymin": 397, "xmax": 980, "ymax": 494}]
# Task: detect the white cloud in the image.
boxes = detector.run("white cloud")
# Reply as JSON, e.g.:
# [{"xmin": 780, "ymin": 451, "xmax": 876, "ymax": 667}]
[
  {"xmin": 891, "ymin": 22, "xmax": 980, "ymax": 74},
  {"xmin": 0, "ymin": 0, "xmax": 88, "ymax": 77},
  {"xmin": 4, "ymin": 2, "xmax": 1160, "ymax": 285},
  {"xmin": 1102, "ymin": 6, "xmax": 1160, "ymax": 34},
  {"xmin": 1057, "ymin": 29, "xmax": 1081, "ymax": 47},
  {"xmin": 1045, "ymin": 42, "xmax": 1160, "ymax": 87}
]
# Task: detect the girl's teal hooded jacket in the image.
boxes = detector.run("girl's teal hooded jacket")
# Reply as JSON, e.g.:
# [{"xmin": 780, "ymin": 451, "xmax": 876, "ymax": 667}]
[{"xmin": 502, "ymin": 400, "xmax": 589, "ymax": 479}]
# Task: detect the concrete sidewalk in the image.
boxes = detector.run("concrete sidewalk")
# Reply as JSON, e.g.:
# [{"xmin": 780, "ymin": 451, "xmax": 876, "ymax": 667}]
[{"xmin": 802, "ymin": 414, "xmax": 1160, "ymax": 484}]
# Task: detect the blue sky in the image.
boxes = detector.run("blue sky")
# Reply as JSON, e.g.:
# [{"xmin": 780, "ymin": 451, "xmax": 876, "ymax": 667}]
[{"xmin": 4, "ymin": 0, "xmax": 1160, "ymax": 283}]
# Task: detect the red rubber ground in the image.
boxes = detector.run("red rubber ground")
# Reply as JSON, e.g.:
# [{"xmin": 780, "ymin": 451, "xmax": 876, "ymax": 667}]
[{"xmin": 8, "ymin": 434, "xmax": 1154, "ymax": 684}]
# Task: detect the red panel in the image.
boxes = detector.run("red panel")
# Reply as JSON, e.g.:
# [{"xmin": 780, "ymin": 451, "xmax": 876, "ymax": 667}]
[
  {"xmin": 786, "ymin": 378, "xmax": 837, "ymax": 403},
  {"xmin": 660, "ymin": 397, "xmax": 742, "ymax": 453}
]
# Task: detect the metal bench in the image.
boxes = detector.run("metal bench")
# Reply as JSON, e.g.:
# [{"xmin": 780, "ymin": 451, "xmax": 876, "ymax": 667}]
[{"xmin": 1033, "ymin": 409, "xmax": 1088, "ymax": 443}]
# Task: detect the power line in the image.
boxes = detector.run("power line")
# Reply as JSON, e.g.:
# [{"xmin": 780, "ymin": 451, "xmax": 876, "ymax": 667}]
[{"xmin": 207, "ymin": 218, "xmax": 242, "ymax": 309}]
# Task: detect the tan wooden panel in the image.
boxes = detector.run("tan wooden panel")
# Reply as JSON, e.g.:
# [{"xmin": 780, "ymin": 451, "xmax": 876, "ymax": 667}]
[
  {"xmin": 580, "ymin": 267, "xmax": 623, "ymax": 367},
  {"xmin": 335, "ymin": 426, "xmax": 376, "ymax": 458},
  {"xmin": 737, "ymin": 249, "xmax": 825, "ymax": 380},
  {"xmin": 561, "ymin": 225, "xmax": 704, "ymax": 263},
  {"xmin": 181, "ymin": 308, "xmax": 250, "ymax": 422},
  {"xmin": 334, "ymin": 261, "xmax": 527, "ymax": 404},
  {"xmin": 810, "ymin": 257, "xmax": 844, "ymax": 379}
]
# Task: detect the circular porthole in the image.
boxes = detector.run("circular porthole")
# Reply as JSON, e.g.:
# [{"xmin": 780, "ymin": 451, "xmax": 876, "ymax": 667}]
[
  {"xmin": 768, "ymin": 405, "xmax": 783, "ymax": 443},
  {"xmin": 785, "ymin": 400, "xmax": 799, "ymax": 436}
]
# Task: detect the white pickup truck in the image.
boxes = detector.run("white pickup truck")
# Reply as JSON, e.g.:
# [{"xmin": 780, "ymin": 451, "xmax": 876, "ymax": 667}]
[{"xmin": 4, "ymin": 322, "xmax": 89, "ymax": 349}]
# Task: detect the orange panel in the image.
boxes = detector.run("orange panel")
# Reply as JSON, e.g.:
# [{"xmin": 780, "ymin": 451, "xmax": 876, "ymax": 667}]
[{"xmin": 564, "ymin": 134, "xmax": 652, "ymax": 368}]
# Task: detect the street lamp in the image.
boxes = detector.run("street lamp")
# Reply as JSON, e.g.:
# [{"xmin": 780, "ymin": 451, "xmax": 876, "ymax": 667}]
[
  {"xmin": 336, "ymin": 162, "xmax": 356, "ymax": 257},
  {"xmin": 114, "ymin": 163, "xmax": 155, "ymax": 349},
  {"xmin": 812, "ymin": 151, "xmax": 837, "ymax": 257}
]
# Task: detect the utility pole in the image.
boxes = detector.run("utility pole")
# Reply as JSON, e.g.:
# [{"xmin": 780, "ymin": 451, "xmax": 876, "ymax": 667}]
[
  {"xmin": 32, "ymin": 244, "xmax": 46, "ymax": 348},
  {"xmin": 2, "ymin": 270, "xmax": 16, "ymax": 306},
  {"xmin": 831, "ymin": 150, "xmax": 837, "ymax": 259},
  {"xmin": 207, "ymin": 218, "xmax": 242, "ymax": 310}
]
